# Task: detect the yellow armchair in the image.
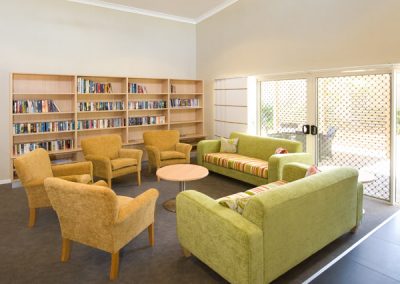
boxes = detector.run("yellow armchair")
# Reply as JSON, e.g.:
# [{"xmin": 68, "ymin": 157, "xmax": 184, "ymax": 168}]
[
  {"xmin": 81, "ymin": 134, "xmax": 143, "ymax": 187},
  {"xmin": 13, "ymin": 148, "xmax": 93, "ymax": 228},
  {"xmin": 44, "ymin": 177, "xmax": 159, "ymax": 280},
  {"xmin": 143, "ymin": 130, "xmax": 192, "ymax": 180}
]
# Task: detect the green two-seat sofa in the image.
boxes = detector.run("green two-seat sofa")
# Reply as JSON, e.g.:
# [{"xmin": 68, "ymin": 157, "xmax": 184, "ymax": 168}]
[
  {"xmin": 176, "ymin": 164, "xmax": 364, "ymax": 284},
  {"xmin": 197, "ymin": 132, "xmax": 312, "ymax": 185}
]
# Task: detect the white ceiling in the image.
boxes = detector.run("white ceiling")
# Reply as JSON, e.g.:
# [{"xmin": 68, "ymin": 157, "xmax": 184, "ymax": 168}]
[{"xmin": 68, "ymin": 0, "xmax": 238, "ymax": 24}]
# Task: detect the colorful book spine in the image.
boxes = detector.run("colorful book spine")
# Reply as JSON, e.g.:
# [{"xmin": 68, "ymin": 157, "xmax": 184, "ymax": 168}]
[
  {"xmin": 128, "ymin": 116, "xmax": 166, "ymax": 126},
  {"xmin": 77, "ymin": 78, "xmax": 113, "ymax": 93},
  {"xmin": 12, "ymin": 100, "xmax": 60, "ymax": 113},
  {"xmin": 77, "ymin": 118, "xmax": 125, "ymax": 130},
  {"xmin": 13, "ymin": 120, "xmax": 75, "ymax": 134},
  {"xmin": 128, "ymin": 100, "xmax": 167, "ymax": 110},
  {"xmin": 170, "ymin": 98, "xmax": 199, "ymax": 108},
  {"xmin": 13, "ymin": 139, "xmax": 74, "ymax": 155},
  {"xmin": 128, "ymin": 83, "xmax": 148, "ymax": 94},
  {"xmin": 77, "ymin": 101, "xmax": 124, "ymax": 111}
]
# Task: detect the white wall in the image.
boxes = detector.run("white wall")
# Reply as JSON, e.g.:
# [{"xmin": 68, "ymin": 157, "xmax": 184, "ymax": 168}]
[
  {"xmin": 0, "ymin": 0, "xmax": 196, "ymax": 180},
  {"xmin": 197, "ymin": 0, "xmax": 400, "ymax": 138}
]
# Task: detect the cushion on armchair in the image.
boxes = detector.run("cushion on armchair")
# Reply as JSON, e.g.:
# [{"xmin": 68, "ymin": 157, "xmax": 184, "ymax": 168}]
[
  {"xmin": 160, "ymin": 151, "xmax": 186, "ymax": 160},
  {"xmin": 111, "ymin": 158, "xmax": 137, "ymax": 170}
]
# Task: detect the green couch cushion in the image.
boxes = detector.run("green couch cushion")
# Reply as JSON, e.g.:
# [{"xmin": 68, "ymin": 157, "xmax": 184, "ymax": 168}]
[{"xmin": 204, "ymin": 153, "xmax": 269, "ymax": 178}]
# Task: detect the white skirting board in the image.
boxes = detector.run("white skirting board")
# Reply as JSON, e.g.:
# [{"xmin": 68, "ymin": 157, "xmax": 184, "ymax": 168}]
[{"xmin": 0, "ymin": 179, "xmax": 11, "ymax": 185}]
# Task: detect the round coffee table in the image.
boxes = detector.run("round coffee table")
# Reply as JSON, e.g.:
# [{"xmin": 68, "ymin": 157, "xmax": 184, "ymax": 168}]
[{"xmin": 156, "ymin": 164, "xmax": 209, "ymax": 213}]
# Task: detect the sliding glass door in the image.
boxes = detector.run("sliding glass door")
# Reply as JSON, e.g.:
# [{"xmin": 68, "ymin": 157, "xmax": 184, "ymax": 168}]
[
  {"xmin": 258, "ymin": 67, "xmax": 395, "ymax": 202},
  {"xmin": 317, "ymin": 74, "xmax": 392, "ymax": 200},
  {"xmin": 259, "ymin": 79, "xmax": 307, "ymax": 150}
]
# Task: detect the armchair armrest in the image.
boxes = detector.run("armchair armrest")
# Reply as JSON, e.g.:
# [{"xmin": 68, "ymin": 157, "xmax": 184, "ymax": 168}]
[
  {"xmin": 24, "ymin": 178, "xmax": 45, "ymax": 189},
  {"xmin": 119, "ymin": 148, "xmax": 143, "ymax": 170},
  {"xmin": 52, "ymin": 161, "xmax": 93, "ymax": 179},
  {"xmin": 85, "ymin": 154, "xmax": 111, "ymax": 177},
  {"xmin": 116, "ymin": 188, "xmax": 159, "ymax": 224},
  {"xmin": 145, "ymin": 145, "xmax": 161, "ymax": 168},
  {"xmin": 176, "ymin": 190, "xmax": 263, "ymax": 284},
  {"xmin": 176, "ymin": 143, "xmax": 192, "ymax": 162},
  {"xmin": 196, "ymin": 140, "xmax": 221, "ymax": 165},
  {"xmin": 268, "ymin": 153, "xmax": 312, "ymax": 182},
  {"xmin": 282, "ymin": 162, "xmax": 310, "ymax": 182}
]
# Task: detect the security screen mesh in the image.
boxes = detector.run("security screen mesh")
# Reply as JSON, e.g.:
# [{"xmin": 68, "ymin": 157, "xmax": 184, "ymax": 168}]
[
  {"xmin": 260, "ymin": 79, "xmax": 307, "ymax": 150},
  {"xmin": 317, "ymin": 74, "xmax": 391, "ymax": 200}
]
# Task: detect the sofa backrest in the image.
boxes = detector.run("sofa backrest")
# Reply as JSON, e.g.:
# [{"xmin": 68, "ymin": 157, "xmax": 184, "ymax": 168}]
[
  {"xmin": 242, "ymin": 167, "xmax": 360, "ymax": 283},
  {"xmin": 229, "ymin": 132, "xmax": 302, "ymax": 160}
]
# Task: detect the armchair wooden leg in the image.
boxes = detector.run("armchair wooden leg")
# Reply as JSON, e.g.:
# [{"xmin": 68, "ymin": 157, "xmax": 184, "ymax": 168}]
[
  {"xmin": 137, "ymin": 171, "xmax": 141, "ymax": 186},
  {"xmin": 28, "ymin": 208, "xmax": 36, "ymax": 228},
  {"xmin": 182, "ymin": 246, "xmax": 191, "ymax": 257},
  {"xmin": 148, "ymin": 223, "xmax": 154, "ymax": 246},
  {"xmin": 110, "ymin": 251, "xmax": 120, "ymax": 281},
  {"xmin": 107, "ymin": 177, "xmax": 112, "ymax": 188},
  {"xmin": 148, "ymin": 164, "xmax": 152, "ymax": 174},
  {"xmin": 61, "ymin": 238, "xmax": 71, "ymax": 262}
]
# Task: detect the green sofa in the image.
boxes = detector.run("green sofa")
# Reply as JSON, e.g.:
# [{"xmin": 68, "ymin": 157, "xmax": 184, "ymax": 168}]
[
  {"xmin": 197, "ymin": 132, "xmax": 312, "ymax": 186},
  {"xmin": 176, "ymin": 165, "xmax": 363, "ymax": 284}
]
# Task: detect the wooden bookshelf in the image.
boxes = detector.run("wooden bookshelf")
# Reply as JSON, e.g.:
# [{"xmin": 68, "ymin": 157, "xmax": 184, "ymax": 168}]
[{"xmin": 10, "ymin": 73, "xmax": 204, "ymax": 180}]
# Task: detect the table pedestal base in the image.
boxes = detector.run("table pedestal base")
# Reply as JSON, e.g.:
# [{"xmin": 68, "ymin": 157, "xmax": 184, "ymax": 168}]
[
  {"xmin": 162, "ymin": 181, "xmax": 185, "ymax": 213},
  {"xmin": 163, "ymin": 199, "xmax": 176, "ymax": 213}
]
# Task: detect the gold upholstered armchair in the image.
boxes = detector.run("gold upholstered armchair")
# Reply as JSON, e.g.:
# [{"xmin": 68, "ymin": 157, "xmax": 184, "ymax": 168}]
[
  {"xmin": 81, "ymin": 134, "xmax": 143, "ymax": 187},
  {"xmin": 13, "ymin": 148, "xmax": 93, "ymax": 228},
  {"xmin": 44, "ymin": 178, "xmax": 159, "ymax": 280},
  {"xmin": 143, "ymin": 130, "xmax": 192, "ymax": 180}
]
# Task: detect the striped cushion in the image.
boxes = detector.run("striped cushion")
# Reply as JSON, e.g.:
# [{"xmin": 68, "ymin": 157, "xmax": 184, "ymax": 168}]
[
  {"xmin": 203, "ymin": 153, "xmax": 269, "ymax": 178},
  {"xmin": 218, "ymin": 180, "xmax": 287, "ymax": 214}
]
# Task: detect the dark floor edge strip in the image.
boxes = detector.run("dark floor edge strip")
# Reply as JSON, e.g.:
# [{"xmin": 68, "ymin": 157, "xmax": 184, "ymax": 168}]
[{"xmin": 303, "ymin": 209, "xmax": 400, "ymax": 284}]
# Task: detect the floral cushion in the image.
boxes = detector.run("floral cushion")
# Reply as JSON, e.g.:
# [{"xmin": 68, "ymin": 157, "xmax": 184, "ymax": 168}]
[
  {"xmin": 217, "ymin": 180, "xmax": 287, "ymax": 214},
  {"xmin": 305, "ymin": 165, "xmax": 320, "ymax": 177},
  {"xmin": 220, "ymin": 137, "xmax": 239, "ymax": 153},
  {"xmin": 203, "ymin": 153, "xmax": 269, "ymax": 178},
  {"xmin": 275, "ymin": 147, "xmax": 288, "ymax": 154}
]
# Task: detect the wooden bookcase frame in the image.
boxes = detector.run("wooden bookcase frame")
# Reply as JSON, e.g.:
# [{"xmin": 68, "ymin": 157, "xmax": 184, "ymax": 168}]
[{"xmin": 10, "ymin": 73, "xmax": 204, "ymax": 180}]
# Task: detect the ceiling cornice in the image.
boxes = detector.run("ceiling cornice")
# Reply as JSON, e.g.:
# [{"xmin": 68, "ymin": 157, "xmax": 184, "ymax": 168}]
[
  {"xmin": 195, "ymin": 0, "xmax": 238, "ymax": 23},
  {"xmin": 67, "ymin": 0, "xmax": 238, "ymax": 24}
]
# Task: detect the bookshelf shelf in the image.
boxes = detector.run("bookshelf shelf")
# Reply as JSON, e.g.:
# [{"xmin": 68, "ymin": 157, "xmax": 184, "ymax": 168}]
[
  {"xmin": 13, "ymin": 130, "xmax": 75, "ymax": 137},
  {"xmin": 170, "ymin": 107, "xmax": 203, "ymax": 110},
  {"xmin": 77, "ymin": 110, "xmax": 125, "ymax": 114},
  {"xmin": 13, "ymin": 112, "xmax": 75, "ymax": 116},
  {"xmin": 77, "ymin": 127, "xmax": 126, "ymax": 132},
  {"xmin": 170, "ymin": 120, "xmax": 203, "ymax": 125},
  {"xmin": 13, "ymin": 93, "xmax": 75, "ymax": 96},
  {"xmin": 10, "ymin": 73, "xmax": 204, "ymax": 180},
  {"xmin": 128, "ymin": 123, "xmax": 168, "ymax": 128}
]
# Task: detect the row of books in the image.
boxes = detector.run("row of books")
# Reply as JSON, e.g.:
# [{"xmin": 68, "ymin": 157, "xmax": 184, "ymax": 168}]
[
  {"xmin": 77, "ymin": 78, "xmax": 113, "ymax": 93},
  {"xmin": 77, "ymin": 118, "xmax": 125, "ymax": 130},
  {"xmin": 13, "ymin": 100, "xmax": 60, "ymax": 114},
  {"xmin": 128, "ymin": 116, "xmax": 166, "ymax": 126},
  {"xmin": 13, "ymin": 139, "xmax": 74, "ymax": 155},
  {"xmin": 13, "ymin": 120, "xmax": 74, "ymax": 134},
  {"xmin": 77, "ymin": 101, "xmax": 124, "ymax": 112},
  {"xmin": 128, "ymin": 83, "xmax": 148, "ymax": 94},
  {"xmin": 170, "ymin": 98, "xmax": 200, "ymax": 108},
  {"xmin": 128, "ymin": 100, "xmax": 167, "ymax": 110}
]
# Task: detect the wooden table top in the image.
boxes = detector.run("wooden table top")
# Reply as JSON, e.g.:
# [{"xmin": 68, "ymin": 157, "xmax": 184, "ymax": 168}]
[{"xmin": 156, "ymin": 164, "xmax": 209, "ymax": 182}]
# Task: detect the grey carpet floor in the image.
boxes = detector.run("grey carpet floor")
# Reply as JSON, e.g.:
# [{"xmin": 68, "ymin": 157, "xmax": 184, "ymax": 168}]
[{"xmin": 0, "ymin": 169, "xmax": 398, "ymax": 284}]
